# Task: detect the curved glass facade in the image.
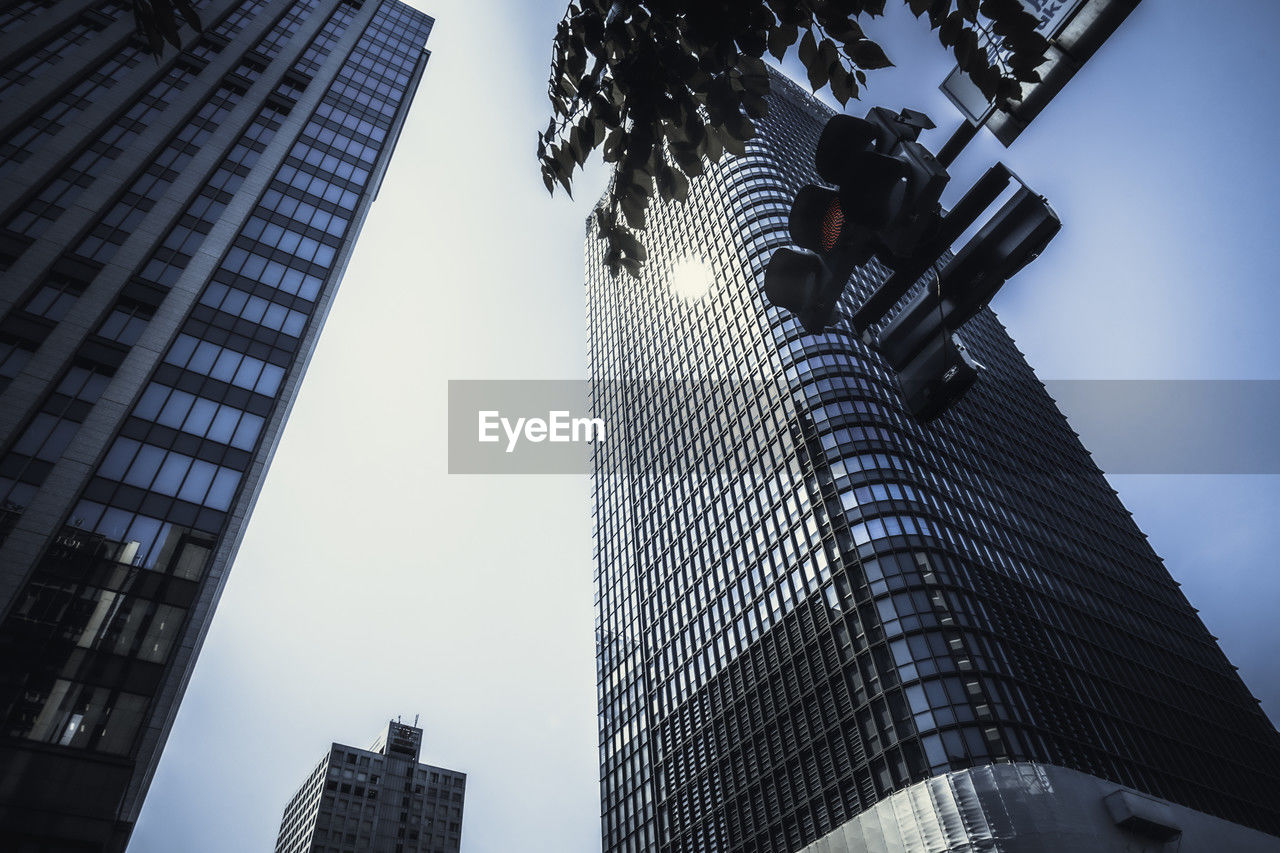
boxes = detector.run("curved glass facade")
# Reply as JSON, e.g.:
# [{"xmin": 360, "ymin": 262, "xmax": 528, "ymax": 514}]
[{"xmin": 587, "ymin": 74, "xmax": 1280, "ymax": 853}]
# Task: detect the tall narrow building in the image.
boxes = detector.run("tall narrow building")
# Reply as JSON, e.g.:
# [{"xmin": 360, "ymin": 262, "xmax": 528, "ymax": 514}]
[
  {"xmin": 587, "ymin": 74, "xmax": 1280, "ymax": 853},
  {"xmin": 0, "ymin": 0, "xmax": 432, "ymax": 849},
  {"xmin": 275, "ymin": 720, "xmax": 466, "ymax": 853}
]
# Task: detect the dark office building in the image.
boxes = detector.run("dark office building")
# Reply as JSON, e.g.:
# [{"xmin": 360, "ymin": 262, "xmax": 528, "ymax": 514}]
[
  {"xmin": 587, "ymin": 73, "xmax": 1280, "ymax": 853},
  {"xmin": 0, "ymin": 0, "xmax": 431, "ymax": 848},
  {"xmin": 275, "ymin": 720, "xmax": 466, "ymax": 853}
]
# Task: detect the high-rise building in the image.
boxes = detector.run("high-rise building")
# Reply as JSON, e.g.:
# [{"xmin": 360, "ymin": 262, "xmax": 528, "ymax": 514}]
[
  {"xmin": 275, "ymin": 720, "xmax": 466, "ymax": 853},
  {"xmin": 587, "ymin": 73, "xmax": 1280, "ymax": 853},
  {"xmin": 0, "ymin": 1, "xmax": 431, "ymax": 848}
]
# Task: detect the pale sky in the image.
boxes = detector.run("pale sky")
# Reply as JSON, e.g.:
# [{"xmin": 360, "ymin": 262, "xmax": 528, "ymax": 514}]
[{"xmin": 128, "ymin": 2, "xmax": 1280, "ymax": 851}]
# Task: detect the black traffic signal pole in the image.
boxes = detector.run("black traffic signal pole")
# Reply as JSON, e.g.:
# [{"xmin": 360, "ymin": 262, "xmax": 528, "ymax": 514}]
[
  {"xmin": 935, "ymin": 119, "xmax": 981, "ymax": 169},
  {"xmin": 849, "ymin": 162, "xmax": 1015, "ymax": 337}
]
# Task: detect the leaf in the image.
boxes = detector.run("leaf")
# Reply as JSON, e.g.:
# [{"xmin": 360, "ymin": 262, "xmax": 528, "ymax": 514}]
[
  {"xmin": 741, "ymin": 91, "xmax": 769, "ymax": 118},
  {"xmin": 615, "ymin": 229, "xmax": 646, "ymax": 261},
  {"xmin": 620, "ymin": 194, "xmax": 646, "ymax": 229},
  {"xmin": 767, "ymin": 23, "xmax": 799, "ymax": 61},
  {"xmin": 908, "ymin": 0, "xmax": 930, "ymax": 16},
  {"xmin": 955, "ymin": 29, "xmax": 978, "ymax": 70},
  {"xmin": 798, "ymin": 28, "xmax": 818, "ymax": 68},
  {"xmin": 555, "ymin": 140, "xmax": 578, "ymax": 177},
  {"xmin": 968, "ymin": 65, "xmax": 998, "ymax": 99},
  {"xmin": 938, "ymin": 11, "xmax": 964, "ymax": 46},
  {"xmin": 818, "ymin": 37, "xmax": 839, "ymax": 72},
  {"xmin": 737, "ymin": 56, "xmax": 771, "ymax": 95},
  {"xmin": 828, "ymin": 65, "xmax": 855, "ymax": 106},
  {"xmin": 604, "ymin": 240, "xmax": 622, "ymax": 275},
  {"xmin": 721, "ymin": 127, "xmax": 747, "ymax": 157},
  {"xmin": 655, "ymin": 162, "xmax": 677, "ymax": 201},
  {"xmin": 1004, "ymin": 30, "xmax": 1050, "ymax": 57},
  {"xmin": 619, "ymin": 256, "xmax": 643, "ymax": 278},
  {"xmin": 703, "ymin": 124, "xmax": 724, "ymax": 163},
  {"xmin": 980, "ymin": 0, "xmax": 1025, "ymax": 19},
  {"xmin": 806, "ymin": 49, "xmax": 829, "ymax": 91},
  {"xmin": 997, "ymin": 76, "xmax": 1024, "ymax": 101},
  {"xmin": 577, "ymin": 117, "xmax": 597, "ymax": 153},
  {"xmin": 768, "ymin": 0, "xmax": 811, "ymax": 27},
  {"xmin": 590, "ymin": 93, "xmax": 619, "ymax": 125},
  {"xmin": 850, "ymin": 38, "xmax": 892, "ymax": 69},
  {"xmin": 682, "ymin": 110, "xmax": 706, "ymax": 147},
  {"xmin": 1013, "ymin": 66, "xmax": 1042, "ymax": 84},
  {"xmin": 134, "ymin": 0, "xmax": 164, "ymax": 55},
  {"xmin": 826, "ymin": 15, "xmax": 864, "ymax": 43},
  {"xmin": 736, "ymin": 27, "xmax": 767, "ymax": 59},
  {"xmin": 602, "ymin": 128, "xmax": 625, "ymax": 163},
  {"xmin": 132, "ymin": 0, "xmax": 202, "ymax": 55},
  {"xmin": 669, "ymin": 142, "xmax": 705, "ymax": 178},
  {"xmin": 669, "ymin": 166, "xmax": 689, "ymax": 202},
  {"xmin": 626, "ymin": 167, "xmax": 654, "ymax": 199},
  {"xmin": 173, "ymin": 0, "xmax": 201, "ymax": 32},
  {"xmin": 722, "ymin": 110, "xmax": 756, "ymax": 144}
]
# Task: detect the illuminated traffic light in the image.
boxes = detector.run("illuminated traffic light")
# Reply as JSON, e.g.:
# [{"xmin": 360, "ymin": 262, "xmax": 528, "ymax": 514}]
[
  {"xmin": 762, "ymin": 107, "xmax": 1060, "ymax": 422},
  {"xmin": 764, "ymin": 108, "xmax": 949, "ymax": 334},
  {"xmin": 819, "ymin": 109, "xmax": 949, "ymax": 268}
]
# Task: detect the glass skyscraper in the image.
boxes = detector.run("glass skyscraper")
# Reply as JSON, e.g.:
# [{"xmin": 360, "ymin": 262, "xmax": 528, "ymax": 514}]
[
  {"xmin": 587, "ymin": 74, "xmax": 1280, "ymax": 853},
  {"xmin": 0, "ymin": 0, "xmax": 431, "ymax": 848}
]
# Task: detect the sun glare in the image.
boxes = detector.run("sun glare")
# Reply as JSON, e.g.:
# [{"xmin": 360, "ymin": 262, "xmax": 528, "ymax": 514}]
[{"xmin": 668, "ymin": 255, "xmax": 715, "ymax": 301}]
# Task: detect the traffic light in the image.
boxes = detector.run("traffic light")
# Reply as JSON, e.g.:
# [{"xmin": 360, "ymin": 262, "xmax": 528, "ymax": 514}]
[
  {"xmin": 761, "ymin": 182, "xmax": 875, "ymax": 334},
  {"xmin": 763, "ymin": 108, "xmax": 950, "ymax": 335},
  {"xmin": 875, "ymin": 284, "xmax": 983, "ymax": 422},
  {"xmin": 824, "ymin": 108, "xmax": 949, "ymax": 269},
  {"xmin": 874, "ymin": 184, "xmax": 1060, "ymax": 421},
  {"xmin": 762, "ymin": 107, "xmax": 1061, "ymax": 423},
  {"xmin": 931, "ymin": 185, "xmax": 1061, "ymax": 329}
]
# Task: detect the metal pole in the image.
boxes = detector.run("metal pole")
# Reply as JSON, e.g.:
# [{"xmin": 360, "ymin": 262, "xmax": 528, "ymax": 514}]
[
  {"xmin": 936, "ymin": 119, "xmax": 980, "ymax": 168},
  {"xmin": 851, "ymin": 163, "xmax": 1013, "ymax": 334}
]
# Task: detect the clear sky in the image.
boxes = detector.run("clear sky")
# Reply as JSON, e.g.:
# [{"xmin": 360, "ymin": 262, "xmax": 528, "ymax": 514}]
[{"xmin": 128, "ymin": 2, "xmax": 1280, "ymax": 851}]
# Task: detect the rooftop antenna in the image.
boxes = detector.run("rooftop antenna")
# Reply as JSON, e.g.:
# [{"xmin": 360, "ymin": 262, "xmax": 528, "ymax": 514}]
[{"xmin": 414, "ymin": 714, "xmax": 419, "ymax": 727}]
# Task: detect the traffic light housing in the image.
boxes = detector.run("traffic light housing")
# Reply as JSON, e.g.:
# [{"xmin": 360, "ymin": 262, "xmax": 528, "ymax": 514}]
[
  {"xmin": 897, "ymin": 332, "xmax": 981, "ymax": 422},
  {"xmin": 762, "ymin": 108, "xmax": 1061, "ymax": 423},
  {"xmin": 763, "ymin": 108, "xmax": 951, "ymax": 335},
  {"xmin": 875, "ymin": 184, "xmax": 1060, "ymax": 421},
  {"xmin": 875, "ymin": 284, "xmax": 983, "ymax": 422},
  {"xmin": 933, "ymin": 185, "xmax": 1061, "ymax": 329},
  {"xmin": 819, "ymin": 109, "xmax": 949, "ymax": 268}
]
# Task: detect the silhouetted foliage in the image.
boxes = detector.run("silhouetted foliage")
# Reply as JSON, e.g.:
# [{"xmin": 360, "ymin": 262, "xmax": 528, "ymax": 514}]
[
  {"xmin": 538, "ymin": 0, "xmax": 1049, "ymax": 276},
  {"xmin": 132, "ymin": 0, "xmax": 202, "ymax": 57}
]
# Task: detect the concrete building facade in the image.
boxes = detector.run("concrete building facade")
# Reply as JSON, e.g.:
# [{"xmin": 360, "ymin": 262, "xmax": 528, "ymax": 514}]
[{"xmin": 275, "ymin": 720, "xmax": 466, "ymax": 853}]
